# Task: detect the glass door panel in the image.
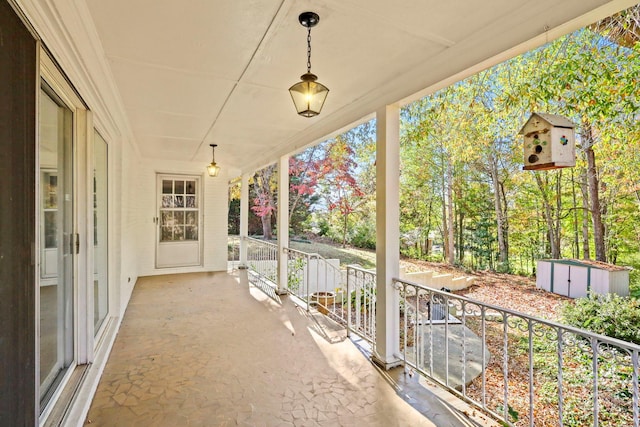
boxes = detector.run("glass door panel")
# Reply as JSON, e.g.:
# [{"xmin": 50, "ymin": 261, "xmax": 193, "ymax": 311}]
[
  {"xmin": 156, "ymin": 175, "xmax": 201, "ymax": 268},
  {"xmin": 93, "ymin": 132, "xmax": 108, "ymax": 334},
  {"xmin": 39, "ymin": 84, "xmax": 74, "ymax": 406}
]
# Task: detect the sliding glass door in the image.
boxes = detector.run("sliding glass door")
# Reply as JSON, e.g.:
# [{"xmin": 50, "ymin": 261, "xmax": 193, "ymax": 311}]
[{"xmin": 38, "ymin": 83, "xmax": 75, "ymax": 406}]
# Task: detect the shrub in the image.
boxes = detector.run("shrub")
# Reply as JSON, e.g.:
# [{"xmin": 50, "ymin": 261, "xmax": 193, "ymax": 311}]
[
  {"xmin": 561, "ymin": 293, "xmax": 640, "ymax": 345},
  {"xmin": 495, "ymin": 261, "xmax": 511, "ymax": 274},
  {"xmin": 629, "ymin": 269, "xmax": 640, "ymax": 298},
  {"xmin": 349, "ymin": 222, "xmax": 376, "ymax": 249},
  {"xmin": 316, "ymin": 218, "xmax": 330, "ymax": 236}
]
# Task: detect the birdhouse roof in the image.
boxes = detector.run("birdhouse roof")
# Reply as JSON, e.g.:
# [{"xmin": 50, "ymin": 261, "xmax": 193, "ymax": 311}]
[{"xmin": 519, "ymin": 113, "xmax": 576, "ymax": 134}]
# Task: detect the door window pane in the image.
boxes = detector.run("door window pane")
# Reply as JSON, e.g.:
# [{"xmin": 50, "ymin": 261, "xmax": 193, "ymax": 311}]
[
  {"xmin": 162, "ymin": 180, "xmax": 173, "ymax": 194},
  {"xmin": 159, "ymin": 177, "xmax": 199, "ymax": 242}
]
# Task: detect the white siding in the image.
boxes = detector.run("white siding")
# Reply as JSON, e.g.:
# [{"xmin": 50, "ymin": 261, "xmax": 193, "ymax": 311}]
[
  {"xmin": 608, "ymin": 270, "xmax": 630, "ymax": 296},
  {"xmin": 590, "ymin": 269, "xmax": 610, "ymax": 295},
  {"xmin": 536, "ymin": 260, "xmax": 552, "ymax": 292}
]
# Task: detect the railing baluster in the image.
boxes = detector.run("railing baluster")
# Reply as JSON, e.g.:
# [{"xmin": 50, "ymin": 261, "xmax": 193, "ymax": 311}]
[
  {"xmin": 503, "ymin": 313, "xmax": 509, "ymax": 423},
  {"xmin": 529, "ymin": 319, "xmax": 535, "ymax": 427},
  {"xmin": 633, "ymin": 349, "xmax": 639, "ymax": 427},
  {"xmin": 481, "ymin": 306, "xmax": 487, "ymax": 410},
  {"xmin": 444, "ymin": 294, "xmax": 450, "ymax": 388},
  {"xmin": 558, "ymin": 328, "xmax": 564, "ymax": 426},
  {"xmin": 429, "ymin": 289, "xmax": 434, "ymax": 378},
  {"xmin": 592, "ymin": 337, "xmax": 599, "ymax": 427},
  {"xmin": 461, "ymin": 300, "xmax": 467, "ymax": 397}
]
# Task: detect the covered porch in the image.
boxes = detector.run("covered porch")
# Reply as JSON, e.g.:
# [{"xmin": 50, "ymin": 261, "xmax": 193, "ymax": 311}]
[{"xmin": 85, "ymin": 271, "xmax": 493, "ymax": 426}]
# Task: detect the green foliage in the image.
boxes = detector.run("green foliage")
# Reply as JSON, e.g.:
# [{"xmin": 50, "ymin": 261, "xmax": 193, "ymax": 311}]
[
  {"xmin": 495, "ymin": 261, "xmax": 511, "ymax": 274},
  {"xmin": 496, "ymin": 404, "xmax": 519, "ymax": 424},
  {"xmin": 631, "ymin": 272, "xmax": 640, "ymax": 299},
  {"xmin": 349, "ymin": 222, "xmax": 376, "ymax": 249},
  {"xmin": 616, "ymin": 252, "xmax": 640, "ymax": 298},
  {"xmin": 316, "ymin": 217, "xmax": 330, "ymax": 236},
  {"xmin": 287, "ymin": 257, "xmax": 306, "ymax": 293},
  {"xmin": 561, "ymin": 293, "xmax": 640, "ymax": 344}
]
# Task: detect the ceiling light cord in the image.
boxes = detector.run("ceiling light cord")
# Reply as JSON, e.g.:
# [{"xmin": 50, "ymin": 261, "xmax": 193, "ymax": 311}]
[{"xmin": 307, "ymin": 26, "xmax": 312, "ymax": 73}]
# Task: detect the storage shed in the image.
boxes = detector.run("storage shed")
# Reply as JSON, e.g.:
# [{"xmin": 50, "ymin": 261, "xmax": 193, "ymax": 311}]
[{"xmin": 536, "ymin": 259, "xmax": 630, "ymax": 298}]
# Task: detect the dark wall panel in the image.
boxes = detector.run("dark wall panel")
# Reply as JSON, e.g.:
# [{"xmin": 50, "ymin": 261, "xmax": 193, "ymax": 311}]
[{"xmin": 0, "ymin": 1, "xmax": 37, "ymax": 425}]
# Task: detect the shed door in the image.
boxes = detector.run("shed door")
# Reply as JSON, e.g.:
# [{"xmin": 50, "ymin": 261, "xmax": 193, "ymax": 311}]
[
  {"xmin": 156, "ymin": 174, "xmax": 202, "ymax": 268},
  {"xmin": 553, "ymin": 264, "xmax": 588, "ymax": 298},
  {"xmin": 568, "ymin": 266, "xmax": 589, "ymax": 298}
]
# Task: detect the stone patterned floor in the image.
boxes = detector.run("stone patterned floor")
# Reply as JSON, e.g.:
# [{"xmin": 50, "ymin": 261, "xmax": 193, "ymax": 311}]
[{"xmin": 85, "ymin": 271, "xmax": 495, "ymax": 426}]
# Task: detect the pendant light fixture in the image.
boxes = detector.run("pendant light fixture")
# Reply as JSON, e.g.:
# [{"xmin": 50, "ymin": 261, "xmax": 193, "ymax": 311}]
[
  {"xmin": 289, "ymin": 12, "xmax": 329, "ymax": 117},
  {"xmin": 207, "ymin": 144, "xmax": 221, "ymax": 177}
]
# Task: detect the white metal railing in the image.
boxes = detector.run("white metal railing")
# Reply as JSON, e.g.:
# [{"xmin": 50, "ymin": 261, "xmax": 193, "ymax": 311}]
[
  {"xmin": 344, "ymin": 265, "xmax": 377, "ymax": 345},
  {"xmin": 394, "ymin": 277, "xmax": 640, "ymax": 427},
  {"xmin": 227, "ymin": 235, "xmax": 241, "ymax": 269},
  {"xmin": 245, "ymin": 236, "xmax": 278, "ymax": 285},
  {"xmin": 284, "ymin": 248, "xmax": 345, "ymax": 315}
]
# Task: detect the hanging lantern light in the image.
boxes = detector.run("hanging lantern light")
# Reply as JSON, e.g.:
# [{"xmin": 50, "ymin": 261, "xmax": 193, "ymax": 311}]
[
  {"xmin": 289, "ymin": 12, "xmax": 329, "ymax": 117},
  {"xmin": 207, "ymin": 144, "xmax": 221, "ymax": 177}
]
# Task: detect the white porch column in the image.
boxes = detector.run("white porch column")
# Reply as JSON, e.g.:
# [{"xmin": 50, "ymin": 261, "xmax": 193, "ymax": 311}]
[
  {"xmin": 239, "ymin": 173, "xmax": 250, "ymax": 268},
  {"xmin": 277, "ymin": 155, "xmax": 290, "ymax": 294},
  {"xmin": 374, "ymin": 104, "xmax": 402, "ymax": 369}
]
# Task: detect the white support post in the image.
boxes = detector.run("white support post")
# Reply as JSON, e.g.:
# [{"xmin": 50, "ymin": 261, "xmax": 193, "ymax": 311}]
[
  {"xmin": 374, "ymin": 104, "xmax": 402, "ymax": 369},
  {"xmin": 277, "ymin": 155, "xmax": 290, "ymax": 294},
  {"xmin": 239, "ymin": 173, "xmax": 249, "ymax": 269}
]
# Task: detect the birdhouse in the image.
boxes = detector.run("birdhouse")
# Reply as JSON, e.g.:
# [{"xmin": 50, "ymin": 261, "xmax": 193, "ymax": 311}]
[{"xmin": 519, "ymin": 113, "xmax": 576, "ymax": 170}]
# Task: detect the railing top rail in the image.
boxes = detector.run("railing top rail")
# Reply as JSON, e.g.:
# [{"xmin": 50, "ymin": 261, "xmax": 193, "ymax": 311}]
[
  {"xmin": 283, "ymin": 247, "xmax": 315, "ymax": 257},
  {"xmin": 393, "ymin": 276, "xmax": 640, "ymax": 351},
  {"xmin": 346, "ymin": 264, "xmax": 377, "ymax": 275},
  {"xmin": 245, "ymin": 236, "xmax": 278, "ymax": 248},
  {"xmin": 285, "ymin": 247, "xmax": 343, "ymax": 272}
]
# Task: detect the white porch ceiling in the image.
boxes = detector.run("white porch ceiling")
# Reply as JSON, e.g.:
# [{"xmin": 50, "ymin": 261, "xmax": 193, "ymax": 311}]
[{"xmin": 80, "ymin": 0, "xmax": 636, "ymax": 175}]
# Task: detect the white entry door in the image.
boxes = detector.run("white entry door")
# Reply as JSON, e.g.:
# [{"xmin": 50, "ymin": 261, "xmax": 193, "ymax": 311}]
[{"xmin": 156, "ymin": 174, "xmax": 202, "ymax": 268}]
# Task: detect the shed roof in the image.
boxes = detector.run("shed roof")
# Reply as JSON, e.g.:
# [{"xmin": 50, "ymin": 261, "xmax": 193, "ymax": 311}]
[{"xmin": 541, "ymin": 259, "xmax": 630, "ymax": 272}]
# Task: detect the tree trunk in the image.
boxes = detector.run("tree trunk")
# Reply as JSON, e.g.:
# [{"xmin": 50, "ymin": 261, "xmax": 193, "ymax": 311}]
[
  {"xmin": 500, "ymin": 181, "xmax": 510, "ymax": 260},
  {"xmin": 570, "ymin": 169, "xmax": 580, "ymax": 259},
  {"xmin": 580, "ymin": 170, "xmax": 591, "ymax": 260},
  {"xmin": 253, "ymin": 165, "xmax": 276, "ymax": 240},
  {"xmin": 261, "ymin": 214, "xmax": 273, "ymax": 240},
  {"xmin": 534, "ymin": 172, "xmax": 560, "ymax": 259},
  {"xmin": 582, "ymin": 122, "xmax": 606, "ymax": 262},
  {"xmin": 446, "ymin": 161, "xmax": 455, "ymax": 265},
  {"xmin": 457, "ymin": 208, "xmax": 464, "ymax": 264},
  {"xmin": 441, "ymin": 157, "xmax": 450, "ymax": 262},
  {"xmin": 554, "ymin": 170, "xmax": 563, "ymax": 258},
  {"xmin": 490, "ymin": 152, "xmax": 509, "ymax": 266},
  {"xmin": 342, "ymin": 211, "xmax": 348, "ymax": 248}
]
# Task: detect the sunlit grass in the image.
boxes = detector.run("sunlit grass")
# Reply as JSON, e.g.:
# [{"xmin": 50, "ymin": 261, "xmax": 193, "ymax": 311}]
[{"xmin": 288, "ymin": 240, "xmax": 376, "ymax": 269}]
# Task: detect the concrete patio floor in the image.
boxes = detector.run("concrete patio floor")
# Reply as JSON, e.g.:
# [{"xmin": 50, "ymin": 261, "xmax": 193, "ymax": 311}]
[{"xmin": 84, "ymin": 271, "xmax": 497, "ymax": 426}]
